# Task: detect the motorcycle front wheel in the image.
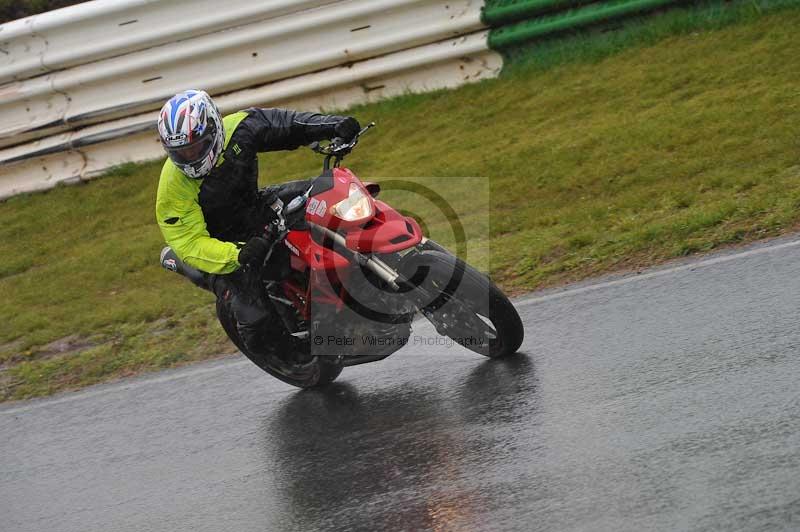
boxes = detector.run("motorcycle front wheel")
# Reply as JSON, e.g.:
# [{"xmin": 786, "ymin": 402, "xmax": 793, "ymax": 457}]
[{"xmin": 399, "ymin": 248, "xmax": 524, "ymax": 358}]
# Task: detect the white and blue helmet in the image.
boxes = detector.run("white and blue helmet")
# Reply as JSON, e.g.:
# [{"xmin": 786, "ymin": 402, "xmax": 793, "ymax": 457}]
[{"xmin": 157, "ymin": 90, "xmax": 224, "ymax": 178}]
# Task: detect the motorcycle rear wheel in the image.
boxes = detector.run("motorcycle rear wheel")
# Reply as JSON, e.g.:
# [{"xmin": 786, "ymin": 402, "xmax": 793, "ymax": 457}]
[{"xmin": 215, "ymin": 299, "xmax": 343, "ymax": 388}]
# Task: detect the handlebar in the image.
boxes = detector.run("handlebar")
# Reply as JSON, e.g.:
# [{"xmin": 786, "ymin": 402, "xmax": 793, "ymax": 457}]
[
  {"xmin": 260, "ymin": 121, "xmax": 376, "ymax": 265},
  {"xmin": 309, "ymin": 122, "xmax": 376, "ymax": 169}
]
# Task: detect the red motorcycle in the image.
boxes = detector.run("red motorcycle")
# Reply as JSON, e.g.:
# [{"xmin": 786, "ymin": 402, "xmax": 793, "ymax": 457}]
[{"xmin": 163, "ymin": 124, "xmax": 523, "ymax": 388}]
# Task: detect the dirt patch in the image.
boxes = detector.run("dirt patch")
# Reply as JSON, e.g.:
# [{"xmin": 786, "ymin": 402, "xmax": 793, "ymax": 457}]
[
  {"xmin": 0, "ymin": 368, "xmax": 21, "ymax": 394},
  {"xmin": 149, "ymin": 317, "xmax": 179, "ymax": 337},
  {"xmin": 0, "ymin": 338, "xmax": 24, "ymax": 350},
  {"xmin": 0, "ymin": 339, "xmax": 25, "ymax": 365},
  {"xmin": 33, "ymin": 335, "xmax": 99, "ymax": 361}
]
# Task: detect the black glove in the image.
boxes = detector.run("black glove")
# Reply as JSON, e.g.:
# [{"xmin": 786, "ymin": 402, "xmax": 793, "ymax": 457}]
[
  {"xmin": 238, "ymin": 236, "xmax": 271, "ymax": 268},
  {"xmin": 334, "ymin": 117, "xmax": 361, "ymax": 143}
]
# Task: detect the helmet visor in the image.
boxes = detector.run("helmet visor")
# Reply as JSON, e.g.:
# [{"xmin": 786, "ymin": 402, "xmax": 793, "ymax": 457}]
[{"xmin": 167, "ymin": 134, "xmax": 215, "ymax": 166}]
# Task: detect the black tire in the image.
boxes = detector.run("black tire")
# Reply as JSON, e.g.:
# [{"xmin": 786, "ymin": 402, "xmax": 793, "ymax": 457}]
[
  {"xmin": 400, "ymin": 248, "xmax": 524, "ymax": 358},
  {"xmin": 215, "ymin": 299, "xmax": 343, "ymax": 388}
]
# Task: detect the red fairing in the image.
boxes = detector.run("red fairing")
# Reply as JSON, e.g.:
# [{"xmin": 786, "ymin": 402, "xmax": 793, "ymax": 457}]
[
  {"xmin": 282, "ymin": 165, "xmax": 423, "ymax": 319},
  {"xmin": 303, "ymin": 168, "xmax": 373, "ymax": 231},
  {"xmin": 344, "ymin": 201, "xmax": 422, "ymax": 253},
  {"xmin": 303, "ymin": 167, "xmax": 422, "ymax": 254},
  {"xmin": 285, "ymin": 229, "xmax": 350, "ymax": 272}
]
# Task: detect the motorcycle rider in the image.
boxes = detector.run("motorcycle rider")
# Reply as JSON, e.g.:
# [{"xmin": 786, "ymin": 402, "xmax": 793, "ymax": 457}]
[{"xmin": 155, "ymin": 89, "xmax": 360, "ymax": 364}]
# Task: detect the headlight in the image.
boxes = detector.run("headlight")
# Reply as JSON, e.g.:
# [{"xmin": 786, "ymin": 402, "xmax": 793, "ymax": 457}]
[{"xmin": 331, "ymin": 183, "xmax": 373, "ymax": 221}]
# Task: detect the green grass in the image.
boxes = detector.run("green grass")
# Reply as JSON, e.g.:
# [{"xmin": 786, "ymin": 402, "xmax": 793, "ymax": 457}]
[
  {"xmin": 3, "ymin": 5, "xmax": 800, "ymax": 401},
  {"xmin": 0, "ymin": 0, "xmax": 86, "ymax": 24}
]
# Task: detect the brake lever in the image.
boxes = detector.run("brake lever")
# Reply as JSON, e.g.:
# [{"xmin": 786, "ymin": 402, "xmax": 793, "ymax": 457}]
[
  {"xmin": 358, "ymin": 122, "xmax": 376, "ymax": 136},
  {"xmin": 328, "ymin": 137, "xmax": 351, "ymax": 154},
  {"xmin": 335, "ymin": 122, "xmax": 375, "ymax": 151},
  {"xmin": 309, "ymin": 122, "xmax": 376, "ymax": 157}
]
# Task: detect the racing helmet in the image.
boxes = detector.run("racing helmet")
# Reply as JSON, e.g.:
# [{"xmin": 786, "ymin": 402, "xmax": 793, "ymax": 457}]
[{"xmin": 157, "ymin": 90, "xmax": 224, "ymax": 178}]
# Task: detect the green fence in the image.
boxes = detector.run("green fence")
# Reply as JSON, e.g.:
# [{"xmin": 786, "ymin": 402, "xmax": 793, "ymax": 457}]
[{"xmin": 482, "ymin": 0, "xmax": 684, "ymax": 49}]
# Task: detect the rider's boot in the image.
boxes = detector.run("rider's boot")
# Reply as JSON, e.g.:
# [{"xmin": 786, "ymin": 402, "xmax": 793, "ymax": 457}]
[
  {"xmin": 229, "ymin": 272, "xmax": 310, "ymax": 366},
  {"xmin": 160, "ymin": 246, "xmax": 211, "ymax": 291}
]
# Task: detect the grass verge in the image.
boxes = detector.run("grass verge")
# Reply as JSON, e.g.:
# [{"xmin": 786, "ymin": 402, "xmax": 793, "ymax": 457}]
[{"xmin": 2, "ymin": 5, "xmax": 800, "ymax": 401}]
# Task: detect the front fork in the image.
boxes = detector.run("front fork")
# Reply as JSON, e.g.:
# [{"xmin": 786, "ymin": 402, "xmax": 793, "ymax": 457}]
[
  {"xmin": 309, "ymin": 223, "xmax": 404, "ymax": 290},
  {"xmin": 266, "ymin": 228, "xmax": 453, "ymax": 336},
  {"xmin": 393, "ymin": 238, "xmax": 466, "ymax": 337},
  {"xmin": 299, "ymin": 227, "xmax": 442, "ymax": 323}
]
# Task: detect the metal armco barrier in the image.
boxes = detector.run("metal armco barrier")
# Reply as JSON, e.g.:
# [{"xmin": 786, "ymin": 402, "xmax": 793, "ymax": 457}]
[
  {"xmin": 0, "ymin": 29, "xmax": 499, "ymax": 199},
  {"xmin": 485, "ymin": 0, "xmax": 680, "ymax": 49},
  {"xmin": 0, "ymin": 0, "xmax": 485, "ymax": 148},
  {"xmin": 0, "ymin": 0, "xmax": 497, "ymax": 199},
  {"xmin": 0, "ymin": 0, "xmax": 693, "ymax": 199},
  {"xmin": 482, "ymin": 0, "xmax": 592, "ymax": 25},
  {"xmin": 0, "ymin": 0, "xmax": 338, "ymax": 84}
]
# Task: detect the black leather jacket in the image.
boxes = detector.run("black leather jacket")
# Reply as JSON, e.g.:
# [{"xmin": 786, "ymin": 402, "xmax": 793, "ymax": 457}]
[{"xmin": 198, "ymin": 108, "xmax": 351, "ymax": 243}]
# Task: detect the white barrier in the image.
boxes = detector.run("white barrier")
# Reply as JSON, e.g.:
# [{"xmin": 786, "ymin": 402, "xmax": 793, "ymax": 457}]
[
  {"xmin": 0, "ymin": 0, "xmax": 337, "ymax": 83},
  {"xmin": 0, "ymin": 30, "xmax": 500, "ymax": 200},
  {"xmin": 0, "ymin": 0, "xmax": 498, "ymax": 200},
  {"xmin": 0, "ymin": 0, "xmax": 484, "ymax": 147}
]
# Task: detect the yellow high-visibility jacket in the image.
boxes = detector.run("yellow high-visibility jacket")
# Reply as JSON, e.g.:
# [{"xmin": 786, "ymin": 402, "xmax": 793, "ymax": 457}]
[{"xmin": 155, "ymin": 109, "xmax": 351, "ymax": 274}]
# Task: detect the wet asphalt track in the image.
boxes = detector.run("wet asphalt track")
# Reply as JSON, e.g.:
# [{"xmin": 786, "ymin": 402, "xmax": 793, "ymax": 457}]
[{"xmin": 3, "ymin": 237, "xmax": 800, "ymax": 532}]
